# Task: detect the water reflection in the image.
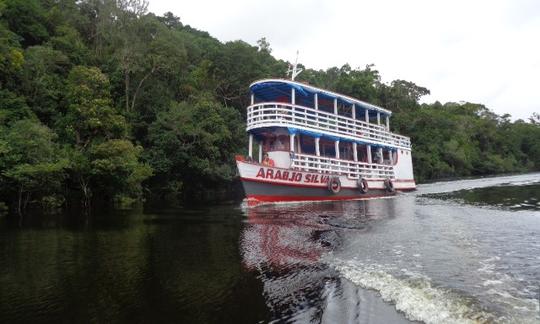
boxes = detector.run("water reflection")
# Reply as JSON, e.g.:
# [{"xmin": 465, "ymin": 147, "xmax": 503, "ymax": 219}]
[
  {"xmin": 0, "ymin": 207, "xmax": 269, "ymax": 323},
  {"xmin": 240, "ymin": 201, "xmax": 411, "ymax": 323}
]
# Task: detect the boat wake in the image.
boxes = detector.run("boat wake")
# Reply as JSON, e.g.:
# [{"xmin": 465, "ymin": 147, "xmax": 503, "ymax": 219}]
[{"xmin": 328, "ymin": 258, "xmax": 537, "ymax": 324}]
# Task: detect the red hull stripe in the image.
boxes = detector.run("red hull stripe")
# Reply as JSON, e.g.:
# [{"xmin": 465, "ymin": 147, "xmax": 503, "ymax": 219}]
[{"xmin": 247, "ymin": 193, "xmax": 393, "ymax": 202}]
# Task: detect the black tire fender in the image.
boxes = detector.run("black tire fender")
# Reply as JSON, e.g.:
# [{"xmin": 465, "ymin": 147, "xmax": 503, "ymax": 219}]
[
  {"xmin": 384, "ymin": 178, "xmax": 395, "ymax": 193},
  {"xmin": 328, "ymin": 177, "xmax": 341, "ymax": 194},
  {"xmin": 357, "ymin": 178, "xmax": 369, "ymax": 193}
]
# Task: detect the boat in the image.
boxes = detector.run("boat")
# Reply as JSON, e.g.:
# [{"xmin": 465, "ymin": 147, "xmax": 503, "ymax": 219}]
[{"xmin": 236, "ymin": 63, "xmax": 416, "ymax": 204}]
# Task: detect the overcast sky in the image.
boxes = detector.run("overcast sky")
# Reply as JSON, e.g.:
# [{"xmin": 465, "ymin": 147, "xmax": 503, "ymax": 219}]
[{"xmin": 148, "ymin": 0, "xmax": 539, "ymax": 120}]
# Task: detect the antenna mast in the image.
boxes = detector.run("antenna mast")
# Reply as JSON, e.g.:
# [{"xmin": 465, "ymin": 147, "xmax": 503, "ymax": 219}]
[{"xmin": 287, "ymin": 51, "xmax": 303, "ymax": 81}]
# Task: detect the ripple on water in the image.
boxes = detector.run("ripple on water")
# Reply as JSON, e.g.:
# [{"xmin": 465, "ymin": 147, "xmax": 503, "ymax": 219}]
[{"xmin": 421, "ymin": 182, "xmax": 540, "ymax": 211}]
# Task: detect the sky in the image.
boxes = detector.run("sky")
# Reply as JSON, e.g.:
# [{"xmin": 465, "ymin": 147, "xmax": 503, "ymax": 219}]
[{"xmin": 148, "ymin": 0, "xmax": 540, "ymax": 120}]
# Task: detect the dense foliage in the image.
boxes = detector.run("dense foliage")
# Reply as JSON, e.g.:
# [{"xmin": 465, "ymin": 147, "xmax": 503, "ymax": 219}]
[{"xmin": 0, "ymin": 0, "xmax": 539, "ymax": 213}]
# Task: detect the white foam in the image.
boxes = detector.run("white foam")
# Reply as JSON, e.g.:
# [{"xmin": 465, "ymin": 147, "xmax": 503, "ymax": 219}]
[
  {"xmin": 332, "ymin": 260, "xmax": 496, "ymax": 324},
  {"xmin": 482, "ymin": 280, "xmax": 504, "ymax": 286}
]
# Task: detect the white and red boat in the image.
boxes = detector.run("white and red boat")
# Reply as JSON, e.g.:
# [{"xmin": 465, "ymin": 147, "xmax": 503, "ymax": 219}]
[{"xmin": 237, "ymin": 67, "xmax": 416, "ymax": 204}]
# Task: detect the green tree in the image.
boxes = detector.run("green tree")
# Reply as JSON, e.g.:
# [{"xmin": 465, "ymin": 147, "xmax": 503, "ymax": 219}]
[
  {"xmin": 2, "ymin": 0, "xmax": 49, "ymax": 47},
  {"xmin": 88, "ymin": 139, "xmax": 152, "ymax": 203},
  {"xmin": 0, "ymin": 119, "xmax": 67, "ymax": 214},
  {"xmin": 20, "ymin": 45, "xmax": 69, "ymax": 123},
  {"xmin": 146, "ymin": 95, "xmax": 244, "ymax": 198},
  {"xmin": 47, "ymin": 25, "xmax": 89, "ymax": 65},
  {"xmin": 0, "ymin": 2, "xmax": 24, "ymax": 88},
  {"xmin": 58, "ymin": 65, "xmax": 150, "ymax": 207},
  {"xmin": 59, "ymin": 65, "xmax": 127, "ymax": 147},
  {"xmin": 0, "ymin": 89, "xmax": 34, "ymax": 125}
]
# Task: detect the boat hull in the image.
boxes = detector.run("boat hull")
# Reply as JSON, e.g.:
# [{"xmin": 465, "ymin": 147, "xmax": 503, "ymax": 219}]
[
  {"xmin": 236, "ymin": 157, "xmax": 415, "ymax": 204},
  {"xmin": 242, "ymin": 179, "xmax": 392, "ymax": 202}
]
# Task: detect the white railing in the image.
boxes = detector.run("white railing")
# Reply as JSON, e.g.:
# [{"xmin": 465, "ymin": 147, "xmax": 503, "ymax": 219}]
[
  {"xmin": 247, "ymin": 102, "xmax": 411, "ymax": 149},
  {"xmin": 291, "ymin": 153, "xmax": 395, "ymax": 179}
]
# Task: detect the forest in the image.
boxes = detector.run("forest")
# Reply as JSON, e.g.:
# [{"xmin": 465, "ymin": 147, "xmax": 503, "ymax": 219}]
[{"xmin": 1, "ymin": 0, "xmax": 539, "ymax": 214}]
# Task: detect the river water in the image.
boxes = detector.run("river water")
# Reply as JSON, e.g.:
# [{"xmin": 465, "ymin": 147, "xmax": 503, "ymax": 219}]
[{"xmin": 1, "ymin": 174, "xmax": 539, "ymax": 323}]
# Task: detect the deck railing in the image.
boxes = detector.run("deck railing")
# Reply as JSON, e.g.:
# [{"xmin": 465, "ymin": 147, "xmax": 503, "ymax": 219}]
[
  {"xmin": 291, "ymin": 153, "xmax": 395, "ymax": 179},
  {"xmin": 247, "ymin": 102, "xmax": 411, "ymax": 149}
]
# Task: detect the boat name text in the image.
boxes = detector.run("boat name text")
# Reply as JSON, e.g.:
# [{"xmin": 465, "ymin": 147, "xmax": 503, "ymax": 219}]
[{"xmin": 255, "ymin": 167, "xmax": 330, "ymax": 184}]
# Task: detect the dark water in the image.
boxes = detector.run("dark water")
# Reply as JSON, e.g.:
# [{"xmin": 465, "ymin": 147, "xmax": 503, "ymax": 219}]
[
  {"xmin": 1, "ymin": 174, "xmax": 539, "ymax": 323},
  {"xmin": 424, "ymin": 183, "xmax": 540, "ymax": 211}
]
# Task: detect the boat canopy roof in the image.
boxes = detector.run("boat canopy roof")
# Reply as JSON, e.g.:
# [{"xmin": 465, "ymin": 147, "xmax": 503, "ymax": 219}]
[{"xmin": 250, "ymin": 79, "xmax": 392, "ymax": 116}]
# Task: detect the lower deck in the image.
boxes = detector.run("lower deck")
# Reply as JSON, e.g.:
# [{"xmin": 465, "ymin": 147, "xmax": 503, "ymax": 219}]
[{"xmin": 237, "ymin": 157, "xmax": 416, "ymax": 204}]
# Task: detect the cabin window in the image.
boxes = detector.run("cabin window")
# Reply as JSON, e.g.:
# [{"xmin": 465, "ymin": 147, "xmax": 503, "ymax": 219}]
[
  {"xmin": 339, "ymin": 142, "xmax": 354, "ymax": 160},
  {"xmin": 299, "ymin": 135, "xmax": 316, "ymax": 155},
  {"xmin": 275, "ymin": 95, "xmax": 289, "ymax": 103},
  {"xmin": 263, "ymin": 135, "xmax": 290, "ymax": 152},
  {"xmin": 317, "ymin": 97, "xmax": 334, "ymax": 114},
  {"xmin": 383, "ymin": 150, "xmax": 390, "ymax": 164},
  {"xmin": 339, "ymin": 102, "xmax": 353, "ymax": 119},
  {"xmin": 320, "ymin": 138, "xmax": 335, "ymax": 158},
  {"xmin": 296, "ymin": 95, "xmax": 312, "ymax": 108},
  {"xmin": 357, "ymin": 145, "xmax": 368, "ymax": 162},
  {"xmin": 370, "ymin": 146, "xmax": 381, "ymax": 164},
  {"xmin": 381, "ymin": 149, "xmax": 398, "ymax": 165}
]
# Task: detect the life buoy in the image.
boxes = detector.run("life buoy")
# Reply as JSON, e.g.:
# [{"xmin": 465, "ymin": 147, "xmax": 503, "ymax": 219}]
[
  {"xmin": 384, "ymin": 178, "xmax": 395, "ymax": 193},
  {"xmin": 357, "ymin": 178, "xmax": 369, "ymax": 193},
  {"xmin": 328, "ymin": 177, "xmax": 341, "ymax": 194}
]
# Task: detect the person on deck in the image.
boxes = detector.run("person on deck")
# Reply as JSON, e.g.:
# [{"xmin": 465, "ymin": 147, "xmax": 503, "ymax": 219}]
[
  {"xmin": 262, "ymin": 153, "xmax": 275, "ymax": 167},
  {"xmin": 375, "ymin": 150, "xmax": 383, "ymax": 164}
]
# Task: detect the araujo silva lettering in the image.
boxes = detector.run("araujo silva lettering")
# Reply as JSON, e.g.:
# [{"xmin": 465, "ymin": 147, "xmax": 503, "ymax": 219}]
[{"xmin": 256, "ymin": 167, "xmax": 330, "ymax": 184}]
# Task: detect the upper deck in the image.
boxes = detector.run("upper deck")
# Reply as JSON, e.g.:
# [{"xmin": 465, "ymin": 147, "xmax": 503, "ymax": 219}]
[{"xmin": 247, "ymin": 79, "xmax": 411, "ymax": 150}]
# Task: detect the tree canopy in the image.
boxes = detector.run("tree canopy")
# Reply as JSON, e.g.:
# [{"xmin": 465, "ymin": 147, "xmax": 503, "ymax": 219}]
[{"xmin": 0, "ymin": 0, "xmax": 538, "ymax": 213}]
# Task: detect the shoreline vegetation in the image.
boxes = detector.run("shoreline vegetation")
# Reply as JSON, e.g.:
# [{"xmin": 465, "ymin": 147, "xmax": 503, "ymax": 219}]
[{"xmin": 1, "ymin": 0, "xmax": 539, "ymax": 215}]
